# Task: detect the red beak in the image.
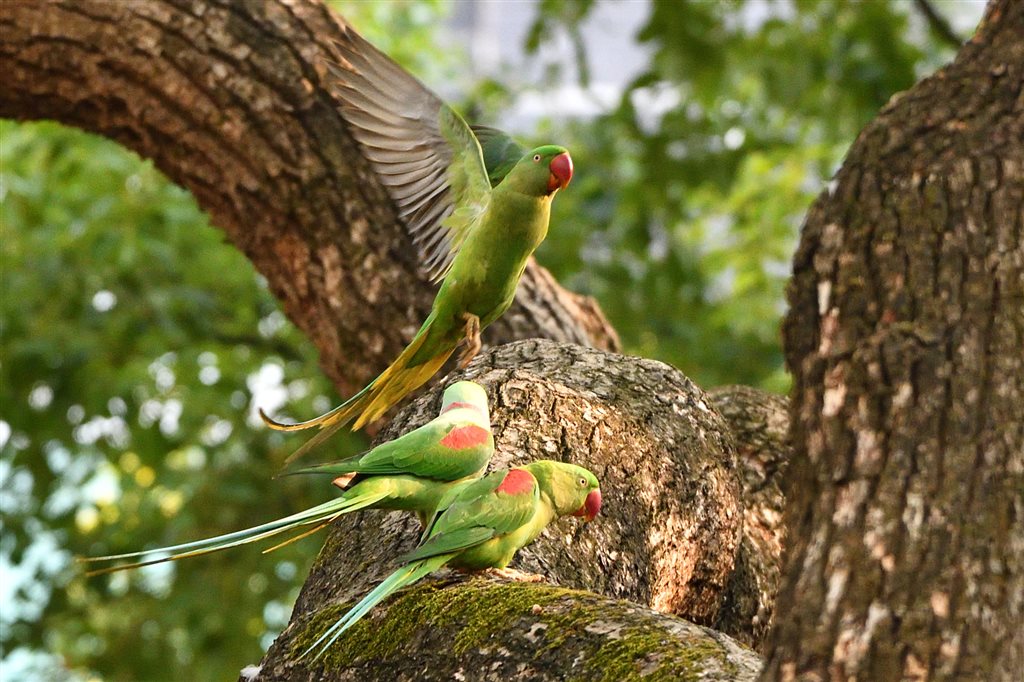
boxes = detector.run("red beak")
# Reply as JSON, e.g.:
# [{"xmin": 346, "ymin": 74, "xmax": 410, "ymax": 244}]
[
  {"xmin": 573, "ymin": 489, "xmax": 602, "ymax": 522},
  {"xmin": 546, "ymin": 152, "xmax": 573, "ymax": 193}
]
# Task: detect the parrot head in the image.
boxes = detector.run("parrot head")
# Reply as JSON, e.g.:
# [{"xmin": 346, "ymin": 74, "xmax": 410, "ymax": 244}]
[
  {"xmin": 440, "ymin": 381, "xmax": 490, "ymax": 420},
  {"xmin": 504, "ymin": 145, "xmax": 573, "ymax": 197},
  {"xmin": 523, "ymin": 461, "xmax": 602, "ymax": 522}
]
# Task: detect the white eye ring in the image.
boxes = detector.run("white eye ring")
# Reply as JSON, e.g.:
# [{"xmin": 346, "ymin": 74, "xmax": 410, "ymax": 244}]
[
  {"xmin": 533, "ymin": 154, "xmax": 541, "ymax": 162},
  {"xmin": 578, "ymin": 477, "xmax": 587, "ymax": 487}
]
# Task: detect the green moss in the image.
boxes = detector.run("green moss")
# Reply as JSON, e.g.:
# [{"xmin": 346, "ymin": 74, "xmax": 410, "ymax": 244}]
[
  {"xmin": 573, "ymin": 629, "xmax": 733, "ymax": 682},
  {"xmin": 441, "ymin": 580, "xmax": 583, "ymax": 654},
  {"xmin": 289, "ymin": 577, "xmax": 739, "ymax": 679},
  {"xmin": 289, "ymin": 581, "xmax": 444, "ymax": 667}
]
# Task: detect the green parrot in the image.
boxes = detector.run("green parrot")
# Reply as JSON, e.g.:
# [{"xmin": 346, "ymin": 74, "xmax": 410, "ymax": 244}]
[
  {"xmin": 302, "ymin": 460, "xmax": 602, "ymax": 660},
  {"xmin": 80, "ymin": 381, "xmax": 494, "ymax": 575},
  {"xmin": 260, "ymin": 24, "xmax": 574, "ymax": 463}
]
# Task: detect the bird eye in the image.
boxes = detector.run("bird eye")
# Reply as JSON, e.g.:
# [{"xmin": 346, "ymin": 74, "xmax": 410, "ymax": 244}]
[
  {"xmin": 578, "ymin": 477, "xmax": 587, "ymax": 487},
  {"xmin": 533, "ymin": 154, "xmax": 541, "ymax": 162}
]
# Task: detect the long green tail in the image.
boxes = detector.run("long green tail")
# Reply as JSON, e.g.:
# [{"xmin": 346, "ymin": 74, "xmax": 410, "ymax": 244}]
[
  {"xmin": 259, "ymin": 311, "xmax": 452, "ymax": 465},
  {"xmin": 302, "ymin": 554, "xmax": 451, "ymax": 661},
  {"xmin": 79, "ymin": 491, "xmax": 390, "ymax": 576},
  {"xmin": 257, "ymin": 382, "xmax": 375, "ymax": 466}
]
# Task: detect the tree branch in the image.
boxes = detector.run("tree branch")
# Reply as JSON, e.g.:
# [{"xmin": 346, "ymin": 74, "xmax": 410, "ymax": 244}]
[
  {"xmin": 913, "ymin": 0, "xmax": 966, "ymax": 50},
  {"xmin": 252, "ymin": 340, "xmax": 790, "ymax": 678},
  {"xmin": 259, "ymin": 575, "xmax": 763, "ymax": 681}
]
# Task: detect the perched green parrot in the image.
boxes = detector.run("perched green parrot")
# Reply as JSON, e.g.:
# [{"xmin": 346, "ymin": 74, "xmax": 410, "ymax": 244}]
[
  {"xmin": 80, "ymin": 381, "xmax": 494, "ymax": 575},
  {"xmin": 260, "ymin": 24, "xmax": 574, "ymax": 463},
  {"xmin": 302, "ymin": 460, "xmax": 602, "ymax": 660}
]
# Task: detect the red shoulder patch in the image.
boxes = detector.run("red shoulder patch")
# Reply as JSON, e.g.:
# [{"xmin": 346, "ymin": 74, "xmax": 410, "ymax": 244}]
[
  {"xmin": 440, "ymin": 424, "xmax": 491, "ymax": 450},
  {"xmin": 496, "ymin": 469, "xmax": 535, "ymax": 496}
]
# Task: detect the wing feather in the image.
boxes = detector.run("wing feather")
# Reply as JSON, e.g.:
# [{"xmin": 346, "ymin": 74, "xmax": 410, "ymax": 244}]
[
  {"xmin": 403, "ymin": 468, "xmax": 540, "ymax": 565},
  {"xmin": 325, "ymin": 26, "xmax": 492, "ymax": 282}
]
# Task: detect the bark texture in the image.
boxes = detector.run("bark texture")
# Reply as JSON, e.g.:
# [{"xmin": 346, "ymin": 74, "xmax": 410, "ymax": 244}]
[
  {"xmin": 708, "ymin": 386, "xmax": 791, "ymax": 651},
  {"xmin": 767, "ymin": 0, "xmax": 1024, "ymax": 679},
  {"xmin": 0, "ymin": 0, "xmax": 618, "ymax": 404},
  {"xmin": 260, "ymin": 575, "xmax": 763, "ymax": 682},
  {"xmin": 253, "ymin": 340, "xmax": 762, "ymax": 679}
]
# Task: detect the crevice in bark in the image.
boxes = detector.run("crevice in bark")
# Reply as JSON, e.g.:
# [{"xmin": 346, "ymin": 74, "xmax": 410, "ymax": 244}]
[{"xmin": 707, "ymin": 386, "xmax": 791, "ymax": 651}]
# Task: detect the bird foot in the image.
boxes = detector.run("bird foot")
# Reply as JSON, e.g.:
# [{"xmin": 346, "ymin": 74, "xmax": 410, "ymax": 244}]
[
  {"xmin": 457, "ymin": 313, "xmax": 481, "ymax": 368},
  {"xmin": 484, "ymin": 567, "xmax": 546, "ymax": 583}
]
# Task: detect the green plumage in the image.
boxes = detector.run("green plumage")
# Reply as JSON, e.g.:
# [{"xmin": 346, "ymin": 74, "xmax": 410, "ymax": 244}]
[
  {"xmin": 302, "ymin": 460, "xmax": 602, "ymax": 660},
  {"xmin": 260, "ymin": 24, "xmax": 574, "ymax": 462},
  {"xmin": 81, "ymin": 382, "xmax": 494, "ymax": 575}
]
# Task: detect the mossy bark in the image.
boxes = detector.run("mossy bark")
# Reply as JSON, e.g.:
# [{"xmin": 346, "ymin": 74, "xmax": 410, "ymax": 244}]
[
  {"xmin": 262, "ymin": 576, "xmax": 762, "ymax": 681},
  {"xmin": 0, "ymin": 0, "xmax": 618, "ymax": 404},
  {"xmin": 767, "ymin": 0, "xmax": 1024, "ymax": 678}
]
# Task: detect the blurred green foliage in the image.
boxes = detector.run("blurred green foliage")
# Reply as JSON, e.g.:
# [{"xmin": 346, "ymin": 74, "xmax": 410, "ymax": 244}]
[
  {"xmin": 0, "ymin": 118, "xmax": 344, "ymax": 680},
  {"xmin": 0, "ymin": 0, "xmax": 970, "ymax": 679},
  {"xmin": 528, "ymin": 0, "xmax": 965, "ymax": 391}
]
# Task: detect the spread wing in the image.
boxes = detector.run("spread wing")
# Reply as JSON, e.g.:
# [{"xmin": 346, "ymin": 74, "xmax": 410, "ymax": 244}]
[{"xmin": 325, "ymin": 26, "xmax": 493, "ymax": 282}]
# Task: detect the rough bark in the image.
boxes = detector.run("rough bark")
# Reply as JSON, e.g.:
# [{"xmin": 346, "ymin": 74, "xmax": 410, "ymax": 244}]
[
  {"xmin": 0, "ymin": 0, "xmax": 618, "ymax": 404},
  {"xmin": 253, "ymin": 339, "xmax": 761, "ymax": 679},
  {"xmin": 767, "ymin": 0, "xmax": 1024, "ymax": 679},
  {"xmin": 708, "ymin": 386, "xmax": 791, "ymax": 651},
  {"xmin": 259, "ymin": 575, "xmax": 763, "ymax": 682}
]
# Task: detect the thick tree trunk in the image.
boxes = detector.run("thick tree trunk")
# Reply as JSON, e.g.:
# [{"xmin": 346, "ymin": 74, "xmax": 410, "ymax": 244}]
[
  {"xmin": 767, "ymin": 0, "xmax": 1024, "ymax": 679},
  {"xmin": 253, "ymin": 340, "xmax": 786, "ymax": 680},
  {"xmin": 0, "ymin": 0, "xmax": 618, "ymax": 403}
]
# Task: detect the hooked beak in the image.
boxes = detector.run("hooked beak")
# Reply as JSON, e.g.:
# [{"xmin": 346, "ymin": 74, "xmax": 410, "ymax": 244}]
[
  {"xmin": 573, "ymin": 489, "xmax": 602, "ymax": 522},
  {"xmin": 546, "ymin": 152, "xmax": 573, "ymax": 194}
]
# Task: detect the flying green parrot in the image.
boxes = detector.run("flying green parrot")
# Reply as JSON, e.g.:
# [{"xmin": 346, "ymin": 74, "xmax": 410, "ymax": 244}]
[
  {"xmin": 302, "ymin": 460, "xmax": 602, "ymax": 660},
  {"xmin": 80, "ymin": 381, "xmax": 494, "ymax": 576},
  {"xmin": 259, "ymin": 24, "xmax": 574, "ymax": 463}
]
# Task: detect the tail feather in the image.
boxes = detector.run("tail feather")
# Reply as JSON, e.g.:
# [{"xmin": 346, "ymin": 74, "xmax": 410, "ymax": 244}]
[
  {"xmin": 258, "ymin": 384, "xmax": 369, "ymax": 432},
  {"xmin": 264, "ymin": 317, "xmax": 454, "ymax": 466},
  {"xmin": 353, "ymin": 350, "xmax": 451, "ymax": 430},
  {"xmin": 303, "ymin": 554, "xmax": 451, "ymax": 661},
  {"xmin": 260, "ymin": 518, "xmax": 338, "ymax": 555},
  {"xmin": 284, "ymin": 461, "xmax": 361, "ymax": 477},
  {"xmin": 79, "ymin": 491, "xmax": 390, "ymax": 576},
  {"xmin": 279, "ymin": 418, "xmax": 355, "ymax": 468}
]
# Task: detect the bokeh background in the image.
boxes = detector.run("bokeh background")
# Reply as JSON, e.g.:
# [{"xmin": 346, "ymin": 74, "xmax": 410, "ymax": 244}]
[{"xmin": 0, "ymin": 1, "xmax": 984, "ymax": 679}]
